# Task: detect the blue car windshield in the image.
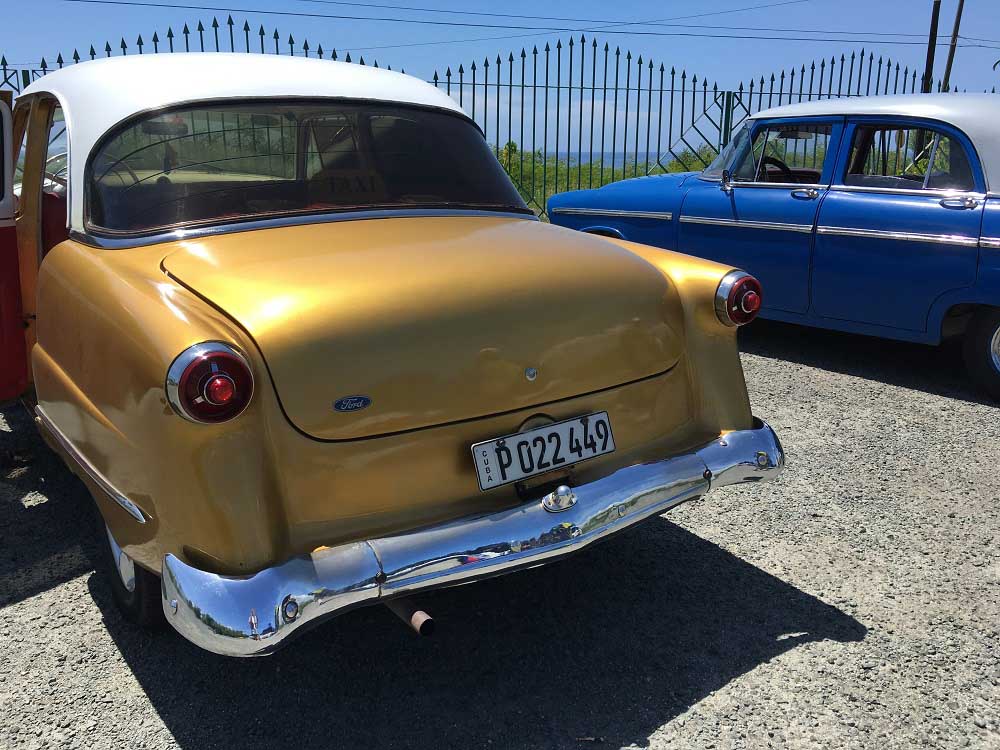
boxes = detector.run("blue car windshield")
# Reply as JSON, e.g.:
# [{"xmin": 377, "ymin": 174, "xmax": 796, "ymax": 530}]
[{"xmin": 701, "ymin": 124, "xmax": 749, "ymax": 180}]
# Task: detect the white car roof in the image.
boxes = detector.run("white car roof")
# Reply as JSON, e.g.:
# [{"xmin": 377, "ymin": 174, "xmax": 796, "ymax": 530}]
[
  {"xmin": 19, "ymin": 53, "xmax": 466, "ymax": 231},
  {"xmin": 751, "ymin": 93, "xmax": 1000, "ymax": 193}
]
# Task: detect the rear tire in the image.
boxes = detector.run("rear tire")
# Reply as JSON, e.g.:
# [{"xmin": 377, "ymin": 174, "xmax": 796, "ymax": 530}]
[
  {"xmin": 962, "ymin": 309, "xmax": 1000, "ymax": 401},
  {"xmin": 98, "ymin": 512, "xmax": 165, "ymax": 629}
]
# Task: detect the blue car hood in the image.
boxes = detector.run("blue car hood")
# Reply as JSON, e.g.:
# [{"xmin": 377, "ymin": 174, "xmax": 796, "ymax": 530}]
[{"xmin": 548, "ymin": 171, "xmax": 698, "ymax": 211}]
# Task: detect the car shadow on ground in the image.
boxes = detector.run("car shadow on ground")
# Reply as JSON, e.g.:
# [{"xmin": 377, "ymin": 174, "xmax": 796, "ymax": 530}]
[
  {"xmin": 739, "ymin": 319, "xmax": 992, "ymax": 405},
  {"xmin": 84, "ymin": 514, "xmax": 865, "ymax": 750},
  {"xmin": 0, "ymin": 403, "xmax": 94, "ymax": 608}
]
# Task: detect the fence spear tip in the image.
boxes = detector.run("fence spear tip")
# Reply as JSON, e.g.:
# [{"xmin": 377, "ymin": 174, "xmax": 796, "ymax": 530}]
[
  {"xmin": 508, "ymin": 52, "xmax": 514, "ymax": 62},
  {"xmin": 458, "ymin": 63, "xmax": 464, "ymax": 73},
  {"xmin": 274, "ymin": 29, "xmax": 280, "ymax": 40},
  {"xmin": 197, "ymin": 21, "xmax": 204, "ymax": 32},
  {"xmin": 496, "ymin": 54, "xmax": 502, "ymax": 64},
  {"xmin": 243, "ymin": 20, "xmax": 250, "ymax": 31},
  {"xmin": 0, "ymin": 56, "xmax": 6, "ymax": 67},
  {"xmin": 211, "ymin": 17, "xmax": 219, "ymax": 29},
  {"xmin": 73, "ymin": 49, "xmax": 81, "ymax": 62},
  {"xmin": 227, "ymin": 15, "xmax": 234, "ymax": 25},
  {"xmin": 520, "ymin": 48, "xmax": 526, "ymax": 58},
  {"xmin": 544, "ymin": 43, "xmax": 550, "ymax": 52},
  {"xmin": 182, "ymin": 23, "xmax": 190, "ymax": 34},
  {"xmin": 152, "ymin": 32, "xmax": 159, "ymax": 42}
]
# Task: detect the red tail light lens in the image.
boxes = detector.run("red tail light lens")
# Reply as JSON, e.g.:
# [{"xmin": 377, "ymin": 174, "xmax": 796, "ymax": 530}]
[
  {"xmin": 166, "ymin": 343, "xmax": 254, "ymax": 423},
  {"xmin": 716, "ymin": 271, "xmax": 763, "ymax": 327}
]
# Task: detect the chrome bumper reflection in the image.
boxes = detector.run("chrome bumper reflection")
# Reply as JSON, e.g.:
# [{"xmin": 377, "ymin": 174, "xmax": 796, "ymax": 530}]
[{"xmin": 161, "ymin": 418, "xmax": 784, "ymax": 656}]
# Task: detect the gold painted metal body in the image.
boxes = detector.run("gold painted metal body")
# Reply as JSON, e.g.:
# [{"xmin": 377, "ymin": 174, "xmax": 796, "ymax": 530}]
[{"xmin": 33, "ymin": 215, "xmax": 751, "ymax": 576}]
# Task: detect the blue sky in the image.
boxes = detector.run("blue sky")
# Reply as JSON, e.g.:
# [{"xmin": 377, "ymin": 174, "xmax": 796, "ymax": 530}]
[{"xmin": 3, "ymin": 0, "xmax": 999, "ymax": 92}]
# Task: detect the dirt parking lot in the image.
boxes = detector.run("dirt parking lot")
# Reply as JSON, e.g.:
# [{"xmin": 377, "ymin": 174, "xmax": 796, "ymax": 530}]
[{"xmin": 1, "ymin": 320, "xmax": 998, "ymax": 750}]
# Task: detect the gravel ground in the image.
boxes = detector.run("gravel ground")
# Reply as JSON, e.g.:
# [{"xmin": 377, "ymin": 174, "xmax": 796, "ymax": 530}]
[{"xmin": 1, "ymin": 319, "xmax": 998, "ymax": 750}]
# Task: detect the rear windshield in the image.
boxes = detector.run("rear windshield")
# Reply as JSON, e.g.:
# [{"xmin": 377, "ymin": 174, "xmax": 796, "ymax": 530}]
[{"xmin": 87, "ymin": 99, "xmax": 530, "ymax": 234}]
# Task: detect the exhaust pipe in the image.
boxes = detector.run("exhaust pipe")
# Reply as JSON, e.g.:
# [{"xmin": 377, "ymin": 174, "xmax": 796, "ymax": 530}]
[{"xmin": 385, "ymin": 597, "xmax": 435, "ymax": 637}]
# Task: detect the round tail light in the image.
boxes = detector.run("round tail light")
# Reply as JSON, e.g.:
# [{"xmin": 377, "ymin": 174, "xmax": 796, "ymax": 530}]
[
  {"xmin": 166, "ymin": 342, "xmax": 254, "ymax": 423},
  {"xmin": 715, "ymin": 271, "xmax": 763, "ymax": 327}
]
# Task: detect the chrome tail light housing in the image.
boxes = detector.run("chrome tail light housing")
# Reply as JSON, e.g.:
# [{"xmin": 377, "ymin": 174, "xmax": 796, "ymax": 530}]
[
  {"xmin": 166, "ymin": 342, "xmax": 254, "ymax": 423},
  {"xmin": 715, "ymin": 271, "xmax": 763, "ymax": 327}
]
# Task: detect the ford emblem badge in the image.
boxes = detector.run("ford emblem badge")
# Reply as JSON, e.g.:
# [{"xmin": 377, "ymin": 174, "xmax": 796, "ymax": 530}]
[{"xmin": 333, "ymin": 395, "xmax": 372, "ymax": 412}]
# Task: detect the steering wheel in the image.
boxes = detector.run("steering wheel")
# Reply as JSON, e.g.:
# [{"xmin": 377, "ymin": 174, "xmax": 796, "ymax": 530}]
[
  {"xmin": 761, "ymin": 155, "xmax": 794, "ymax": 182},
  {"xmin": 42, "ymin": 153, "xmax": 68, "ymax": 189}
]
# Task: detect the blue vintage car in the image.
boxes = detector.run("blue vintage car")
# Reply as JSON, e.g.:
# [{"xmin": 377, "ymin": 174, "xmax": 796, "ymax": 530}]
[{"xmin": 549, "ymin": 94, "xmax": 1000, "ymax": 399}]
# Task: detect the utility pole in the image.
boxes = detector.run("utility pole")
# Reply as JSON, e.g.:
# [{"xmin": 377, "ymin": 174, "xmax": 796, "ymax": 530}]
[
  {"xmin": 922, "ymin": 0, "xmax": 942, "ymax": 93},
  {"xmin": 941, "ymin": 0, "xmax": 965, "ymax": 92}
]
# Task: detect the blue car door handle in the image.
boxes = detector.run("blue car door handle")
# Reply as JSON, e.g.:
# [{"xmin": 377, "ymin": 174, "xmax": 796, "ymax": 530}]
[
  {"xmin": 939, "ymin": 196, "xmax": 980, "ymax": 210},
  {"xmin": 790, "ymin": 188, "xmax": 819, "ymax": 200}
]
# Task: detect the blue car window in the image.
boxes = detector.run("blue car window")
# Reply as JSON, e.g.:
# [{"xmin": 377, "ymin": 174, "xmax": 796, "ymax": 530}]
[
  {"xmin": 845, "ymin": 125, "xmax": 974, "ymax": 192},
  {"xmin": 733, "ymin": 123, "xmax": 833, "ymax": 184},
  {"xmin": 702, "ymin": 124, "xmax": 749, "ymax": 179}
]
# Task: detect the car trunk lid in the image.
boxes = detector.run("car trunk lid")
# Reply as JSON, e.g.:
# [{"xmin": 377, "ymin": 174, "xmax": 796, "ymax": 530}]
[{"xmin": 161, "ymin": 215, "xmax": 683, "ymax": 440}]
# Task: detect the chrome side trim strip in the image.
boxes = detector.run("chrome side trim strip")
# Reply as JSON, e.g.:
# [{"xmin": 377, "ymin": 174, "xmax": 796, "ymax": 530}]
[
  {"xmin": 980, "ymin": 237, "xmax": 1000, "ymax": 249},
  {"xmin": 34, "ymin": 406, "xmax": 147, "ymax": 523},
  {"xmin": 161, "ymin": 419, "xmax": 784, "ymax": 656},
  {"xmin": 816, "ymin": 225, "xmax": 980, "ymax": 247},
  {"xmin": 831, "ymin": 185, "xmax": 986, "ymax": 200},
  {"xmin": 72, "ymin": 208, "xmax": 537, "ymax": 249},
  {"xmin": 679, "ymin": 215, "xmax": 814, "ymax": 233},
  {"xmin": 730, "ymin": 181, "xmax": 826, "ymax": 191},
  {"xmin": 550, "ymin": 207, "xmax": 673, "ymax": 220}
]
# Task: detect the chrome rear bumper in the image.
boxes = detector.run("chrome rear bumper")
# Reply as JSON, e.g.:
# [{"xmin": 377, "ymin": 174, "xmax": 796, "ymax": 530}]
[{"xmin": 161, "ymin": 418, "xmax": 783, "ymax": 656}]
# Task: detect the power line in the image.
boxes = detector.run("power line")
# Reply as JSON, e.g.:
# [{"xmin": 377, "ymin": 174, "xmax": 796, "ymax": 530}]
[
  {"xmin": 61, "ymin": 0, "xmax": 982, "ymax": 46},
  {"xmin": 293, "ymin": 0, "xmax": 957, "ymax": 39}
]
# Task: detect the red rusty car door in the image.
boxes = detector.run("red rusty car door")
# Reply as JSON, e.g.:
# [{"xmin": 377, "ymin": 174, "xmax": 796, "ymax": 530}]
[{"xmin": 0, "ymin": 91, "xmax": 28, "ymax": 402}]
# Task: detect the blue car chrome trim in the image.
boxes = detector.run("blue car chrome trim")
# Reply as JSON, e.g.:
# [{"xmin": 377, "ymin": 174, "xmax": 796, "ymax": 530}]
[
  {"xmin": 161, "ymin": 418, "xmax": 784, "ymax": 656},
  {"xmin": 816, "ymin": 225, "xmax": 981, "ymax": 247},
  {"xmin": 550, "ymin": 207, "xmax": 673, "ymax": 220},
  {"xmin": 831, "ymin": 184, "xmax": 987, "ymax": 200},
  {"xmin": 678, "ymin": 216, "xmax": 814, "ymax": 234},
  {"xmin": 34, "ymin": 406, "xmax": 147, "ymax": 523},
  {"xmin": 728, "ymin": 181, "xmax": 826, "ymax": 191},
  {"xmin": 70, "ymin": 208, "xmax": 538, "ymax": 250},
  {"xmin": 980, "ymin": 237, "xmax": 1000, "ymax": 249}
]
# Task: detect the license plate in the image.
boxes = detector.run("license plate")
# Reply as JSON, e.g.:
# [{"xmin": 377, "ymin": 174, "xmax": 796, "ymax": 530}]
[{"xmin": 470, "ymin": 412, "xmax": 616, "ymax": 491}]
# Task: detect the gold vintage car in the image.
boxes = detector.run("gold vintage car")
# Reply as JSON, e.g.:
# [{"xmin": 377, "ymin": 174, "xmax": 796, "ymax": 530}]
[{"xmin": 0, "ymin": 54, "xmax": 783, "ymax": 656}]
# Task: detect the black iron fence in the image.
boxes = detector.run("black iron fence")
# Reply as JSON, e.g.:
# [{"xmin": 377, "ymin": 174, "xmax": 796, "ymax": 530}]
[{"xmin": 3, "ymin": 17, "xmax": 996, "ymax": 216}]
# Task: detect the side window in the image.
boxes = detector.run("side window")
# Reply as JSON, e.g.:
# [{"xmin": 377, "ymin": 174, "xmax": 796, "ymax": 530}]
[
  {"xmin": 733, "ymin": 123, "xmax": 833, "ymax": 184},
  {"xmin": 13, "ymin": 121, "xmax": 28, "ymax": 207},
  {"xmin": 42, "ymin": 105, "xmax": 67, "ymax": 197},
  {"xmin": 844, "ymin": 124, "xmax": 974, "ymax": 192},
  {"xmin": 40, "ymin": 104, "xmax": 69, "ymax": 254}
]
